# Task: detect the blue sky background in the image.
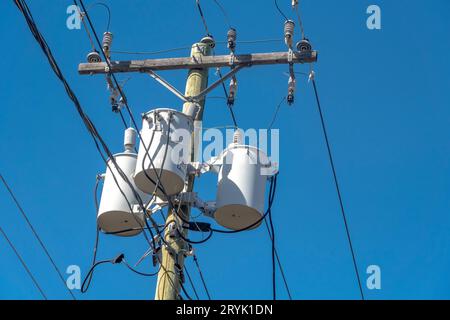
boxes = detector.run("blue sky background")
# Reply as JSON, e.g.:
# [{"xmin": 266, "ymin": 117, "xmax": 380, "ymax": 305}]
[{"xmin": 1, "ymin": 0, "xmax": 449, "ymax": 300}]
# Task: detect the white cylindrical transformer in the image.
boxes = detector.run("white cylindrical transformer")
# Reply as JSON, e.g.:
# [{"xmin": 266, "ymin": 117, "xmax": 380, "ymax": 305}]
[
  {"xmin": 134, "ymin": 108, "xmax": 193, "ymax": 198},
  {"xmin": 98, "ymin": 129, "xmax": 150, "ymax": 237},
  {"xmin": 215, "ymin": 143, "xmax": 271, "ymax": 230}
]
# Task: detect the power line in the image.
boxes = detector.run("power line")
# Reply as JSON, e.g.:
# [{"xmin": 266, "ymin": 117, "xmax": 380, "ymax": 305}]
[
  {"xmin": 14, "ymin": 0, "xmax": 161, "ymax": 254},
  {"xmin": 184, "ymin": 265, "xmax": 200, "ymax": 300},
  {"xmin": 193, "ymin": 254, "xmax": 211, "ymax": 300},
  {"xmin": 76, "ymin": 1, "xmax": 209, "ymax": 300},
  {"xmin": 274, "ymin": 0, "xmax": 289, "ymax": 21},
  {"xmin": 212, "ymin": 0, "xmax": 232, "ymax": 28},
  {"xmin": 268, "ymin": 96, "xmax": 287, "ymax": 130},
  {"xmin": 110, "ymin": 39, "xmax": 284, "ymax": 56},
  {"xmin": 262, "ymin": 219, "xmax": 293, "ymax": 299},
  {"xmin": 75, "ymin": 0, "xmax": 172, "ymax": 248},
  {"xmin": 310, "ymin": 77, "xmax": 365, "ymax": 300},
  {"xmin": 0, "ymin": 226, "xmax": 47, "ymax": 300},
  {"xmin": 195, "ymin": 0, "xmax": 211, "ymax": 36},
  {"xmin": 0, "ymin": 173, "xmax": 76, "ymax": 300},
  {"xmin": 293, "ymin": 1, "xmax": 306, "ymax": 39}
]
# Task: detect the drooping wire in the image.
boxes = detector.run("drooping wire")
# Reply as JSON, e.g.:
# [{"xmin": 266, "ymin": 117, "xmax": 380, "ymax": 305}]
[
  {"xmin": 268, "ymin": 96, "xmax": 287, "ymax": 130},
  {"xmin": 15, "ymin": 0, "xmax": 190, "ymax": 299},
  {"xmin": 293, "ymin": 1, "xmax": 306, "ymax": 39},
  {"xmin": 195, "ymin": 0, "xmax": 211, "ymax": 36},
  {"xmin": 274, "ymin": 0, "xmax": 289, "ymax": 20},
  {"xmin": 184, "ymin": 265, "xmax": 200, "ymax": 300},
  {"xmin": 216, "ymin": 67, "xmax": 238, "ymax": 128},
  {"xmin": 76, "ymin": 0, "xmax": 172, "ymax": 246},
  {"xmin": 122, "ymin": 258, "xmax": 161, "ymax": 277},
  {"xmin": 212, "ymin": 0, "xmax": 232, "ymax": 28},
  {"xmin": 311, "ymin": 77, "xmax": 365, "ymax": 300},
  {"xmin": 76, "ymin": 0, "xmax": 175, "ymax": 211},
  {"xmin": 267, "ymin": 180, "xmax": 277, "ymax": 300},
  {"xmin": 0, "ymin": 226, "xmax": 47, "ymax": 300},
  {"xmin": 111, "ymin": 39, "xmax": 284, "ymax": 56},
  {"xmin": 88, "ymin": 2, "xmax": 111, "ymax": 31},
  {"xmin": 262, "ymin": 219, "xmax": 292, "ymax": 300},
  {"xmin": 193, "ymin": 254, "xmax": 211, "ymax": 300},
  {"xmin": 15, "ymin": 0, "xmax": 160, "ymax": 252},
  {"xmin": 0, "ymin": 173, "xmax": 76, "ymax": 300}
]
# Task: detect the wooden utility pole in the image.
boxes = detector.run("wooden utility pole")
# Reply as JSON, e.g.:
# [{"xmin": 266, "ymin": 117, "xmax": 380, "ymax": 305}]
[
  {"xmin": 77, "ymin": 34, "xmax": 317, "ymax": 300},
  {"xmin": 154, "ymin": 37, "xmax": 213, "ymax": 300}
]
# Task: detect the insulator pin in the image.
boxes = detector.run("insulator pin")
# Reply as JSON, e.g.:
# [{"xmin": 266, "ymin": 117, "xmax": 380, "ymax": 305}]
[
  {"xmin": 87, "ymin": 50, "xmax": 101, "ymax": 63},
  {"xmin": 296, "ymin": 38, "xmax": 312, "ymax": 52}
]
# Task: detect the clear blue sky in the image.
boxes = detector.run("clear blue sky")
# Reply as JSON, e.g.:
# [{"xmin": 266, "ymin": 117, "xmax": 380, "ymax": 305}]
[{"xmin": 1, "ymin": 0, "xmax": 449, "ymax": 300}]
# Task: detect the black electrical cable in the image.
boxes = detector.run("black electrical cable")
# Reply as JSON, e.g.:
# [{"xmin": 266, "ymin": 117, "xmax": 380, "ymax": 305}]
[
  {"xmin": 0, "ymin": 226, "xmax": 47, "ymax": 300},
  {"xmin": 274, "ymin": 0, "xmax": 289, "ymax": 21},
  {"xmin": 177, "ymin": 228, "xmax": 213, "ymax": 244},
  {"xmin": 81, "ymin": 254, "xmax": 123, "ymax": 293},
  {"xmin": 262, "ymin": 219, "xmax": 293, "ymax": 300},
  {"xmin": 77, "ymin": 0, "xmax": 169, "ymax": 200},
  {"xmin": 184, "ymin": 265, "xmax": 200, "ymax": 300},
  {"xmin": 268, "ymin": 96, "xmax": 287, "ymax": 130},
  {"xmin": 217, "ymin": 68, "xmax": 238, "ymax": 128},
  {"xmin": 180, "ymin": 281, "xmax": 194, "ymax": 300},
  {"xmin": 311, "ymin": 78, "xmax": 365, "ymax": 300},
  {"xmin": 212, "ymin": 0, "xmax": 232, "ymax": 28},
  {"xmin": 88, "ymin": 2, "xmax": 111, "ymax": 31},
  {"xmin": 267, "ymin": 192, "xmax": 276, "ymax": 300},
  {"xmin": 82, "ymin": 226, "xmax": 100, "ymax": 293},
  {"xmin": 0, "ymin": 172, "xmax": 76, "ymax": 300},
  {"xmin": 122, "ymin": 258, "xmax": 161, "ymax": 277},
  {"xmin": 18, "ymin": 0, "xmax": 163, "ymax": 251},
  {"xmin": 193, "ymin": 254, "xmax": 211, "ymax": 300},
  {"xmin": 195, "ymin": 0, "xmax": 211, "ymax": 36},
  {"xmin": 17, "ymin": 0, "xmax": 204, "ymax": 300}
]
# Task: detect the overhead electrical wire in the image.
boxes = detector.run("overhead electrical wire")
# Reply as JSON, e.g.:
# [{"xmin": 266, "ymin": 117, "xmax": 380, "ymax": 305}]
[
  {"xmin": 111, "ymin": 39, "xmax": 284, "ymax": 56},
  {"xmin": 293, "ymin": 1, "xmax": 306, "ymax": 40},
  {"xmin": 0, "ymin": 173, "xmax": 76, "ymax": 300},
  {"xmin": 310, "ymin": 77, "xmax": 365, "ymax": 300},
  {"xmin": 0, "ymin": 226, "xmax": 47, "ymax": 300},
  {"xmin": 76, "ymin": 0, "xmax": 185, "ymax": 231},
  {"xmin": 88, "ymin": 2, "xmax": 111, "ymax": 31},
  {"xmin": 193, "ymin": 254, "xmax": 211, "ymax": 300},
  {"xmin": 212, "ymin": 0, "xmax": 232, "ymax": 28},
  {"xmin": 17, "ymin": 0, "xmax": 280, "ymax": 300},
  {"xmin": 75, "ymin": 0, "xmax": 174, "ymax": 249},
  {"xmin": 183, "ymin": 265, "xmax": 200, "ymax": 300},
  {"xmin": 262, "ymin": 219, "xmax": 292, "ymax": 300},
  {"xmin": 274, "ymin": 0, "xmax": 289, "ymax": 21},
  {"xmin": 268, "ymin": 96, "xmax": 287, "ymax": 130},
  {"xmin": 195, "ymin": 0, "xmax": 211, "ymax": 36},
  {"xmin": 14, "ymin": 0, "xmax": 161, "ymax": 256},
  {"xmin": 267, "ymin": 185, "xmax": 277, "ymax": 300}
]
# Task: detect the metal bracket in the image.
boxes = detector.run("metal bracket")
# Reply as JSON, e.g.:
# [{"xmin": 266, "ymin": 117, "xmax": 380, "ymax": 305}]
[
  {"xmin": 147, "ymin": 71, "xmax": 190, "ymax": 103},
  {"xmin": 177, "ymin": 192, "xmax": 216, "ymax": 218},
  {"xmin": 287, "ymin": 48, "xmax": 294, "ymax": 63},
  {"xmin": 146, "ymin": 65, "xmax": 247, "ymax": 106}
]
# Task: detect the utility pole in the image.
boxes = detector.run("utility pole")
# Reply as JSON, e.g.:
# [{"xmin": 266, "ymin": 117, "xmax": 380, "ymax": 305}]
[
  {"xmin": 78, "ymin": 32, "xmax": 317, "ymax": 300},
  {"xmin": 154, "ymin": 37, "xmax": 213, "ymax": 300}
]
